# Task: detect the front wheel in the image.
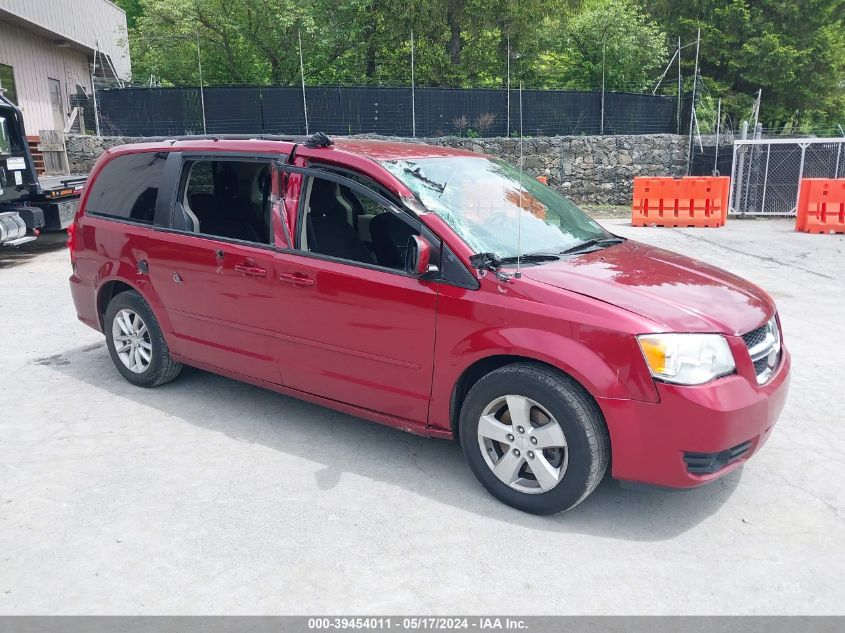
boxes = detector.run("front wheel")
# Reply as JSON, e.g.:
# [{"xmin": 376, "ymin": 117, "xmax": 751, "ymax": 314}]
[
  {"xmin": 459, "ymin": 363, "xmax": 609, "ymax": 515},
  {"xmin": 104, "ymin": 290, "xmax": 182, "ymax": 387}
]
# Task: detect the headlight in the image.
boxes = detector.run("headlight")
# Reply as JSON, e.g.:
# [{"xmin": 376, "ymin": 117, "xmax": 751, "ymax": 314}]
[{"xmin": 637, "ymin": 333, "xmax": 735, "ymax": 385}]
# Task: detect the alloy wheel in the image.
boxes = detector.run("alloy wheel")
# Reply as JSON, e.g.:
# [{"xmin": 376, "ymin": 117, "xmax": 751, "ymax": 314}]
[
  {"xmin": 476, "ymin": 394, "xmax": 568, "ymax": 494},
  {"xmin": 112, "ymin": 309, "xmax": 152, "ymax": 374}
]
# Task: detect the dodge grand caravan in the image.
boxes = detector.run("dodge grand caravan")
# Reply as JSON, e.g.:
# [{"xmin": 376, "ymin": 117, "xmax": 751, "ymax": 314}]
[{"xmin": 68, "ymin": 133, "xmax": 790, "ymax": 514}]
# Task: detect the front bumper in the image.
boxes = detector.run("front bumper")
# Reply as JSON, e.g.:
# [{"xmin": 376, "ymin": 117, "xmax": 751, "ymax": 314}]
[{"xmin": 598, "ymin": 347, "xmax": 790, "ymax": 488}]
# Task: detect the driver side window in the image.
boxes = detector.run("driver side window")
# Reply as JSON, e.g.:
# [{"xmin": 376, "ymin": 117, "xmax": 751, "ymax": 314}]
[{"xmin": 299, "ymin": 175, "xmax": 418, "ymax": 271}]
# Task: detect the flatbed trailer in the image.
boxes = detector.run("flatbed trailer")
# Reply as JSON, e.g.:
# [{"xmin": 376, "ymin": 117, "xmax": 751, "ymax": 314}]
[{"xmin": 1, "ymin": 93, "xmax": 87, "ymax": 246}]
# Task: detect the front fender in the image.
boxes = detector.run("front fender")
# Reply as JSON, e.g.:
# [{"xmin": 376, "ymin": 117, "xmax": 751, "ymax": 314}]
[
  {"xmin": 429, "ymin": 325, "xmax": 659, "ymax": 433},
  {"xmin": 463, "ymin": 326, "xmax": 657, "ymax": 399}
]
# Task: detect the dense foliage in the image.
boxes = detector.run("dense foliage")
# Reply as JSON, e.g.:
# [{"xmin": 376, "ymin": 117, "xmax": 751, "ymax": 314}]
[{"xmin": 116, "ymin": 0, "xmax": 845, "ymax": 131}]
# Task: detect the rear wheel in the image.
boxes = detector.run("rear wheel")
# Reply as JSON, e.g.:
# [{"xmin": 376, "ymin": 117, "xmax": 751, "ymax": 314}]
[
  {"xmin": 104, "ymin": 290, "xmax": 182, "ymax": 387},
  {"xmin": 459, "ymin": 363, "xmax": 609, "ymax": 515}
]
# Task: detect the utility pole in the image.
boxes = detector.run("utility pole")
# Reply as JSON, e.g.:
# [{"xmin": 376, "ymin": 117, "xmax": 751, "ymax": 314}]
[
  {"xmin": 91, "ymin": 39, "xmax": 101, "ymax": 137},
  {"xmin": 600, "ymin": 42, "xmax": 606, "ymax": 135},
  {"xmin": 298, "ymin": 29, "xmax": 309, "ymax": 135},
  {"xmin": 410, "ymin": 28, "xmax": 416, "ymax": 138},
  {"xmin": 685, "ymin": 28, "xmax": 700, "ymax": 175},
  {"xmin": 506, "ymin": 34, "xmax": 510, "ymax": 136},
  {"xmin": 196, "ymin": 30, "xmax": 207, "ymax": 135},
  {"xmin": 751, "ymin": 89, "xmax": 762, "ymax": 132},
  {"xmin": 676, "ymin": 36, "xmax": 682, "ymax": 134},
  {"xmin": 713, "ymin": 97, "xmax": 721, "ymax": 175}
]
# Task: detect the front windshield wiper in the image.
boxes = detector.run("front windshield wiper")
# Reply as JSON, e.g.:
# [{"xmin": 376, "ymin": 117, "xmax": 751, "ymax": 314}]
[
  {"xmin": 498, "ymin": 253, "xmax": 561, "ymax": 264},
  {"xmin": 560, "ymin": 237, "xmax": 624, "ymax": 255},
  {"xmin": 403, "ymin": 166, "xmax": 445, "ymax": 193},
  {"xmin": 470, "ymin": 251, "xmax": 559, "ymax": 282}
]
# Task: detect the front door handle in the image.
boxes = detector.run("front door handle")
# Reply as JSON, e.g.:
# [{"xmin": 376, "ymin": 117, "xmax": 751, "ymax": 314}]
[
  {"xmin": 234, "ymin": 263, "xmax": 268, "ymax": 277},
  {"xmin": 279, "ymin": 272, "xmax": 315, "ymax": 287}
]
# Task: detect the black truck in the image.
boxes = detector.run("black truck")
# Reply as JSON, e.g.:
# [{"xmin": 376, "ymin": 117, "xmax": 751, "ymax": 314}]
[{"xmin": 1, "ymin": 93, "xmax": 86, "ymax": 246}]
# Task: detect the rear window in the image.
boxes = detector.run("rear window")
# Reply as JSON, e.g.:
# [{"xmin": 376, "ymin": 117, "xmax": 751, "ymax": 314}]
[{"xmin": 85, "ymin": 152, "xmax": 168, "ymax": 224}]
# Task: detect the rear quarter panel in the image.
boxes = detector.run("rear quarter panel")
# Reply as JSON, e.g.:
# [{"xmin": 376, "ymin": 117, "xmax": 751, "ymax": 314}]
[
  {"xmin": 71, "ymin": 146, "xmax": 177, "ymax": 337},
  {"xmin": 73, "ymin": 217, "xmax": 175, "ymax": 336}
]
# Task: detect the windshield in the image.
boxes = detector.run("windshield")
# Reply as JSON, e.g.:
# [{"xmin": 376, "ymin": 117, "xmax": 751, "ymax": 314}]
[{"xmin": 383, "ymin": 156, "xmax": 610, "ymax": 259}]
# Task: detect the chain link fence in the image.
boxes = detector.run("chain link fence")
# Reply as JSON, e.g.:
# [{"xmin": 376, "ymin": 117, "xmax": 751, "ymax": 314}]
[{"xmin": 729, "ymin": 138, "xmax": 845, "ymax": 216}]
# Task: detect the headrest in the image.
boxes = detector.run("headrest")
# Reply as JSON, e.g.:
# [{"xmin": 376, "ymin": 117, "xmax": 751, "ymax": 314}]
[
  {"xmin": 309, "ymin": 180, "xmax": 344, "ymax": 218},
  {"xmin": 215, "ymin": 163, "xmax": 239, "ymax": 199},
  {"xmin": 370, "ymin": 209, "xmax": 409, "ymax": 238}
]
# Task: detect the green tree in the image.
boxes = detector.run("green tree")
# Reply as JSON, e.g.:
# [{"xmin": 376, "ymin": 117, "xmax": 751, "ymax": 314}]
[
  {"xmin": 643, "ymin": 0, "xmax": 845, "ymax": 130},
  {"xmin": 126, "ymin": 0, "xmax": 575, "ymax": 89},
  {"xmin": 129, "ymin": 0, "xmax": 312, "ymax": 85},
  {"xmin": 488, "ymin": 0, "xmax": 578, "ymax": 88},
  {"xmin": 113, "ymin": 0, "xmax": 144, "ymax": 29},
  {"xmin": 538, "ymin": 0, "xmax": 668, "ymax": 92},
  {"xmin": 120, "ymin": 0, "xmax": 845, "ymax": 133}
]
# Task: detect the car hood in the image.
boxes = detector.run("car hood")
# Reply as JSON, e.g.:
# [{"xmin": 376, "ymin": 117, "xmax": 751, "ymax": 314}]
[{"xmin": 523, "ymin": 240, "xmax": 773, "ymax": 334}]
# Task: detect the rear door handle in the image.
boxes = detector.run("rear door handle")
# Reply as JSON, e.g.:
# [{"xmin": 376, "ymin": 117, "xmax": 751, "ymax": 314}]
[
  {"xmin": 278, "ymin": 272, "xmax": 315, "ymax": 287},
  {"xmin": 234, "ymin": 263, "xmax": 268, "ymax": 277}
]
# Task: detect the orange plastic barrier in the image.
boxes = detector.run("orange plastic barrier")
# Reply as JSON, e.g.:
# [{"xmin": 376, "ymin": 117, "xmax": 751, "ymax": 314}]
[
  {"xmin": 795, "ymin": 178, "xmax": 845, "ymax": 234},
  {"xmin": 631, "ymin": 176, "xmax": 730, "ymax": 227}
]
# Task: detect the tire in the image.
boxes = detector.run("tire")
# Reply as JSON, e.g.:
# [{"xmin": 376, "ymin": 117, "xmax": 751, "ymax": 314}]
[
  {"xmin": 459, "ymin": 363, "xmax": 609, "ymax": 515},
  {"xmin": 104, "ymin": 290, "xmax": 182, "ymax": 388}
]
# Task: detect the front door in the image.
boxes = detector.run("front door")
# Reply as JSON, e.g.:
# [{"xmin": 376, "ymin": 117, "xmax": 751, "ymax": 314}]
[
  {"xmin": 48, "ymin": 78, "xmax": 64, "ymax": 130},
  {"xmin": 274, "ymin": 168, "xmax": 438, "ymax": 424},
  {"xmin": 147, "ymin": 155, "xmax": 284, "ymax": 384}
]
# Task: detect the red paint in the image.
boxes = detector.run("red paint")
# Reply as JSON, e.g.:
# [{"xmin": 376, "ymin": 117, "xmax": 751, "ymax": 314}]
[{"xmin": 68, "ymin": 138, "xmax": 790, "ymax": 489}]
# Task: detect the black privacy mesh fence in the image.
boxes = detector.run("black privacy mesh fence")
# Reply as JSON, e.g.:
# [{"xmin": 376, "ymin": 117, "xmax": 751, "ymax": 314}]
[
  {"xmin": 689, "ymin": 145, "xmax": 734, "ymax": 177},
  {"xmin": 78, "ymin": 86, "xmax": 680, "ymax": 138}
]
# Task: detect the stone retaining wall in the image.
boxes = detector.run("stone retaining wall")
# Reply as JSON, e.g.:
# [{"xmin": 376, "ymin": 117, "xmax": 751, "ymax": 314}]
[
  {"xmin": 66, "ymin": 135, "xmax": 142, "ymax": 175},
  {"xmin": 66, "ymin": 133, "xmax": 690, "ymax": 206}
]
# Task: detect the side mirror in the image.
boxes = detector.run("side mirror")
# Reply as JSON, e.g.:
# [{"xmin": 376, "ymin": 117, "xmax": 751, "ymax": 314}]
[{"xmin": 406, "ymin": 235, "xmax": 432, "ymax": 277}]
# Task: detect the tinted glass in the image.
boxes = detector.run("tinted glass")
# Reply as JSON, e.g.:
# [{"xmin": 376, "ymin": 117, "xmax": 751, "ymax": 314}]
[
  {"xmin": 383, "ymin": 156, "xmax": 609, "ymax": 258},
  {"xmin": 85, "ymin": 152, "xmax": 167, "ymax": 224}
]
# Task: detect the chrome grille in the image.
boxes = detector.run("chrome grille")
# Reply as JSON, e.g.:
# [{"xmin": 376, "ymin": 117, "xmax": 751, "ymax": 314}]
[
  {"xmin": 743, "ymin": 317, "xmax": 781, "ymax": 385},
  {"xmin": 753, "ymin": 357, "xmax": 770, "ymax": 375},
  {"xmin": 742, "ymin": 324, "xmax": 768, "ymax": 349}
]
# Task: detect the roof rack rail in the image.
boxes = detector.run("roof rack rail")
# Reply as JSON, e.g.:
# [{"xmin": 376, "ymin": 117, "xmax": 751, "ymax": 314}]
[{"xmin": 137, "ymin": 133, "xmax": 311, "ymax": 143}]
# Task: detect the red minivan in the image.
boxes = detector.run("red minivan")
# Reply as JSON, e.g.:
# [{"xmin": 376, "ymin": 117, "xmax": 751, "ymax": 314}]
[{"xmin": 68, "ymin": 133, "xmax": 790, "ymax": 514}]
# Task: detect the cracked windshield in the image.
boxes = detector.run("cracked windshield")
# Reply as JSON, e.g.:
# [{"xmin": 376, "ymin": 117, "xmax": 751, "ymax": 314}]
[{"xmin": 383, "ymin": 156, "xmax": 610, "ymax": 260}]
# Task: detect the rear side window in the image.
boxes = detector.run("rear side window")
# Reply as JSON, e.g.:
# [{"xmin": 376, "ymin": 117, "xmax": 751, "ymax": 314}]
[
  {"xmin": 85, "ymin": 152, "xmax": 167, "ymax": 224},
  {"xmin": 177, "ymin": 159, "xmax": 273, "ymax": 245}
]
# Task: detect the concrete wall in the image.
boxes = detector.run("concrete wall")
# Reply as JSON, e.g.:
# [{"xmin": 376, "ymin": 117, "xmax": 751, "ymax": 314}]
[{"xmin": 66, "ymin": 133, "xmax": 691, "ymax": 206}]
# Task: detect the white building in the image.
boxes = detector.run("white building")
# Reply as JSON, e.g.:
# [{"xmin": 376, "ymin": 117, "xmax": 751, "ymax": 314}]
[{"xmin": 0, "ymin": 0, "xmax": 130, "ymax": 135}]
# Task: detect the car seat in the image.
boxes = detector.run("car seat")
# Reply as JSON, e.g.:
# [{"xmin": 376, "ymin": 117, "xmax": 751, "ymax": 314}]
[
  {"xmin": 369, "ymin": 211, "xmax": 416, "ymax": 269},
  {"xmin": 307, "ymin": 180, "xmax": 374, "ymax": 264}
]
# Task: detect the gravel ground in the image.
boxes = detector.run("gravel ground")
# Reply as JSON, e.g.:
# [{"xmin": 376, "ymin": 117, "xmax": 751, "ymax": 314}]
[{"xmin": 0, "ymin": 220, "xmax": 843, "ymax": 615}]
